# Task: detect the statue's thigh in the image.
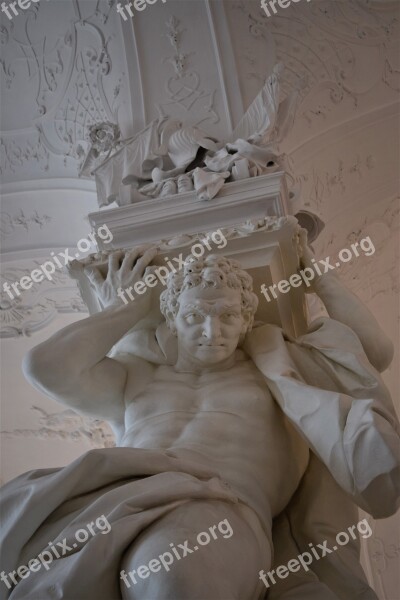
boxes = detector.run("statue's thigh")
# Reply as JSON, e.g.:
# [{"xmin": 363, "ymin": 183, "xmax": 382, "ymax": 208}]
[{"xmin": 120, "ymin": 500, "xmax": 270, "ymax": 600}]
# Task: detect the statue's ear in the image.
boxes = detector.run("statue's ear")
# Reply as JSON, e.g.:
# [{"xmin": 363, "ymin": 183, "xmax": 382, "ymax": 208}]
[
  {"xmin": 163, "ymin": 308, "xmax": 177, "ymax": 336},
  {"xmin": 241, "ymin": 312, "xmax": 252, "ymax": 335},
  {"xmin": 167, "ymin": 317, "xmax": 177, "ymax": 336}
]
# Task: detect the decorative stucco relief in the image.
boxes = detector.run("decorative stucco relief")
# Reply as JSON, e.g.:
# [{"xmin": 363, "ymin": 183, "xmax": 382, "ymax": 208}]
[
  {"xmin": 230, "ymin": 0, "xmax": 399, "ymax": 134},
  {"xmin": 1, "ymin": 405, "xmax": 115, "ymax": 448},
  {"xmin": 0, "ymin": 134, "xmax": 50, "ymax": 175},
  {"xmin": 0, "ymin": 264, "xmax": 87, "ymax": 338},
  {"xmin": 355, "ymin": 514, "xmax": 400, "ymax": 600},
  {"xmin": 313, "ymin": 195, "xmax": 399, "ymax": 303},
  {"xmin": 0, "ymin": 0, "xmax": 124, "ymax": 180},
  {"xmin": 0, "ymin": 209, "xmax": 52, "ymax": 235},
  {"xmin": 295, "ymin": 152, "xmax": 376, "ymax": 212},
  {"xmin": 370, "ymin": 533, "xmax": 400, "ymax": 598},
  {"xmin": 155, "ymin": 15, "xmax": 220, "ymax": 128}
]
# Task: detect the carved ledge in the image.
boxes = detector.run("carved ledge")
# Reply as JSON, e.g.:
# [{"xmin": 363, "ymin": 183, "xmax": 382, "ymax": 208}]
[{"xmin": 88, "ymin": 171, "xmax": 289, "ymax": 249}]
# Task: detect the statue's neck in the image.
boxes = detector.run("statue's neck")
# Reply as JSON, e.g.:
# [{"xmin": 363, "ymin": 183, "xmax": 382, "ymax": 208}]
[{"xmin": 174, "ymin": 352, "xmax": 237, "ymax": 374}]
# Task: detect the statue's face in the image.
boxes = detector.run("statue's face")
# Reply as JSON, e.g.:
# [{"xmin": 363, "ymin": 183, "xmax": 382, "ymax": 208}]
[{"xmin": 173, "ymin": 285, "xmax": 250, "ymax": 367}]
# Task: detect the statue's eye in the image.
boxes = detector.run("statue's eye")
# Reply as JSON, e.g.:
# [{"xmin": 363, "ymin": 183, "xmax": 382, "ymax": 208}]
[
  {"xmin": 222, "ymin": 313, "xmax": 238, "ymax": 322},
  {"xmin": 185, "ymin": 313, "xmax": 202, "ymax": 324}
]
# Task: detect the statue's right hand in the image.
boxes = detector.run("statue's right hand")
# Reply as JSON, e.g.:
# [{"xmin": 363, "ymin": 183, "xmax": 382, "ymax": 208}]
[{"xmin": 84, "ymin": 246, "xmax": 158, "ymax": 310}]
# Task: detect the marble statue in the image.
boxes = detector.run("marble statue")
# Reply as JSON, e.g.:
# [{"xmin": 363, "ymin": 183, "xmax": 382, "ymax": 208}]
[
  {"xmin": 91, "ymin": 64, "xmax": 301, "ymax": 206},
  {"xmin": 1, "ymin": 231, "xmax": 399, "ymax": 600}
]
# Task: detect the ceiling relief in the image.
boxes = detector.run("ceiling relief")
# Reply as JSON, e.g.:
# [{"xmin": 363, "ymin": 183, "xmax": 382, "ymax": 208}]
[
  {"xmin": 0, "ymin": 133, "xmax": 50, "ymax": 176},
  {"xmin": 0, "ymin": 209, "xmax": 52, "ymax": 236},
  {"xmin": 294, "ymin": 152, "xmax": 376, "ymax": 214},
  {"xmin": 311, "ymin": 194, "xmax": 399, "ymax": 314},
  {"xmin": 370, "ymin": 532, "xmax": 400, "ymax": 599},
  {"xmin": 1, "ymin": 0, "xmax": 397, "ymax": 184},
  {"xmin": 228, "ymin": 0, "xmax": 399, "ymax": 137},
  {"xmin": 0, "ymin": 263, "xmax": 87, "ymax": 338},
  {"xmin": 0, "ymin": 0, "xmax": 126, "ymax": 181},
  {"xmin": 155, "ymin": 15, "xmax": 219, "ymax": 128},
  {"xmin": 36, "ymin": 19, "xmax": 120, "ymax": 166}
]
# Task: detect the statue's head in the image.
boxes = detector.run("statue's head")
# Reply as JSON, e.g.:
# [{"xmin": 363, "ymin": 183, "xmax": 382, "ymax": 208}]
[{"xmin": 160, "ymin": 255, "xmax": 258, "ymax": 367}]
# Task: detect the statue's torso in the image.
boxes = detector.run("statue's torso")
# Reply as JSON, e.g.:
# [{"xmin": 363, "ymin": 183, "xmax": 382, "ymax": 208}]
[{"xmin": 119, "ymin": 356, "xmax": 309, "ymax": 521}]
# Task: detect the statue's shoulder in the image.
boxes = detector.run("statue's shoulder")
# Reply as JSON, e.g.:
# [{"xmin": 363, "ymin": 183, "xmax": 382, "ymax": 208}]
[{"xmin": 112, "ymin": 351, "xmax": 157, "ymax": 375}]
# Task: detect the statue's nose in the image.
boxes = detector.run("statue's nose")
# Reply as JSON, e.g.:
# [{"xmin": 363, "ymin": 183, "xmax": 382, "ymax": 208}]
[{"xmin": 202, "ymin": 317, "xmax": 221, "ymax": 342}]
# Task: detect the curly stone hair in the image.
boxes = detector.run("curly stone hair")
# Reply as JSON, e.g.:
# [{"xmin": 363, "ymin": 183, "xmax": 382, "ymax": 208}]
[{"xmin": 160, "ymin": 254, "xmax": 259, "ymax": 332}]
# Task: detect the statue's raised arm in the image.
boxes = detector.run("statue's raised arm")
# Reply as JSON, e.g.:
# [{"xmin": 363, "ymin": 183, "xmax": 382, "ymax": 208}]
[
  {"xmin": 22, "ymin": 246, "xmax": 157, "ymax": 428},
  {"xmin": 297, "ymin": 228, "xmax": 394, "ymax": 372}
]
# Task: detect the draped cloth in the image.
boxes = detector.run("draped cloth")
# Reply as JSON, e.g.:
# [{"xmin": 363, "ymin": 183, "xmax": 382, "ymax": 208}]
[
  {"xmin": 245, "ymin": 318, "xmax": 400, "ymax": 519},
  {"xmin": 244, "ymin": 318, "xmax": 400, "ymax": 599},
  {"xmin": 0, "ymin": 451, "xmax": 238, "ymax": 600},
  {"xmin": 1, "ymin": 318, "xmax": 399, "ymax": 599}
]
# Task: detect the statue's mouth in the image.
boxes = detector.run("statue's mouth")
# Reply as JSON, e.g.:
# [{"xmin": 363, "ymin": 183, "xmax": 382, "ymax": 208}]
[{"xmin": 198, "ymin": 344, "xmax": 225, "ymax": 348}]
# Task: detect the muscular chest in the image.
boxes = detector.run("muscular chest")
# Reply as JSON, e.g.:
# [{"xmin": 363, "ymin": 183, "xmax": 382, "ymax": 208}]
[{"xmin": 128, "ymin": 361, "xmax": 274, "ymax": 420}]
